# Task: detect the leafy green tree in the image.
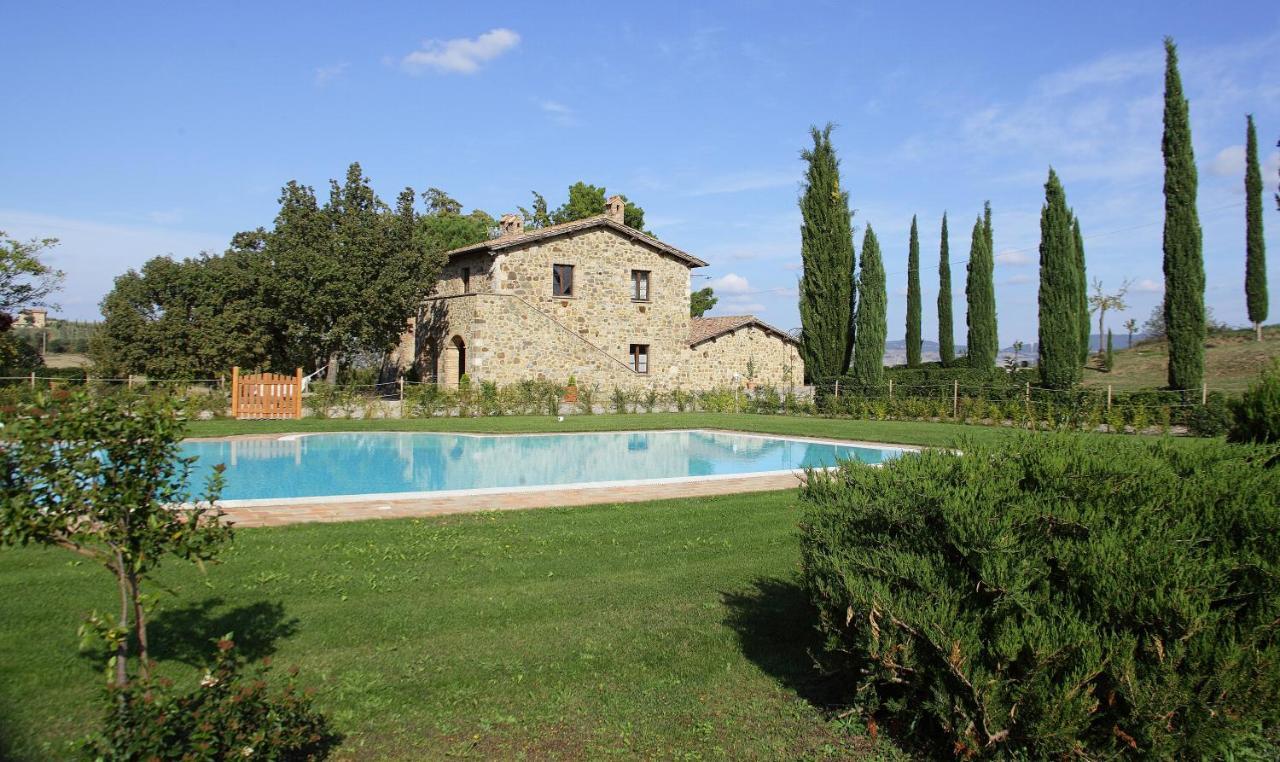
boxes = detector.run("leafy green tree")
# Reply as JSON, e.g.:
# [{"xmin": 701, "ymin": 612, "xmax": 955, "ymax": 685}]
[
  {"xmin": 937, "ymin": 213, "xmax": 955, "ymax": 366},
  {"xmin": 0, "ymin": 391, "xmax": 230, "ymax": 688},
  {"xmin": 523, "ymin": 182, "xmax": 649, "ymax": 232},
  {"xmin": 418, "ymin": 189, "xmax": 494, "ymax": 254},
  {"xmin": 1124, "ymin": 317, "xmax": 1139, "ymax": 348},
  {"xmin": 1104, "ymin": 328, "xmax": 1115, "ymax": 372},
  {"xmin": 1161, "ymin": 38, "xmax": 1206, "ymax": 390},
  {"xmin": 690, "ymin": 286, "xmax": 717, "ymax": 317},
  {"xmin": 1245, "ymin": 115, "xmax": 1267, "ymax": 341},
  {"xmin": 965, "ymin": 209, "xmax": 997, "ymax": 368},
  {"xmin": 905, "ymin": 216, "xmax": 922, "ymax": 367},
  {"xmin": 850, "ymin": 225, "xmax": 886, "ymax": 385},
  {"xmin": 1089, "ymin": 278, "xmax": 1130, "ymax": 361},
  {"xmin": 0, "ymin": 231, "xmax": 64, "ymax": 315},
  {"xmin": 797, "ymin": 124, "xmax": 856, "ymax": 381},
  {"xmin": 1073, "ymin": 216, "xmax": 1090, "ymax": 362},
  {"xmin": 1037, "ymin": 169, "xmax": 1081, "ymax": 389}
]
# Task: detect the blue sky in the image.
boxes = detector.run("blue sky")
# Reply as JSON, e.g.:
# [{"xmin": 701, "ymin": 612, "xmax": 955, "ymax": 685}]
[{"xmin": 2, "ymin": 1, "xmax": 1278, "ymax": 346}]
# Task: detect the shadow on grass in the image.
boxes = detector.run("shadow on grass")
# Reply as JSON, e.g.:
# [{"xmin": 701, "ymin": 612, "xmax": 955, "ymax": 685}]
[
  {"xmin": 721, "ymin": 577, "xmax": 850, "ymax": 711},
  {"xmin": 78, "ymin": 598, "xmax": 299, "ymax": 669},
  {"xmin": 148, "ymin": 598, "xmax": 300, "ymax": 666}
]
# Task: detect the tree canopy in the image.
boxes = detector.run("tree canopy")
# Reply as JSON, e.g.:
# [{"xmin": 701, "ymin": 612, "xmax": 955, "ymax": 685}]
[
  {"xmin": 521, "ymin": 182, "xmax": 649, "ymax": 232},
  {"xmin": 93, "ymin": 163, "xmax": 467, "ymax": 379},
  {"xmin": 690, "ymin": 286, "xmax": 717, "ymax": 318},
  {"xmin": 1, "ymin": 231, "xmax": 64, "ymax": 316}
]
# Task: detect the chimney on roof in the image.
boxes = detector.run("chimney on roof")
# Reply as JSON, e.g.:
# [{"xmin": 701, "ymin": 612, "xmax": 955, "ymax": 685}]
[
  {"xmin": 498, "ymin": 213, "xmax": 524, "ymax": 237},
  {"xmin": 605, "ymin": 195, "xmax": 625, "ymax": 225}
]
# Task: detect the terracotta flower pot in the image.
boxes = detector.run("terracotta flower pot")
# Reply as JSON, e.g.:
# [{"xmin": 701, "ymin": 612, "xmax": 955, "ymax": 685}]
[{"xmin": 564, "ymin": 385, "xmax": 578, "ymax": 404}]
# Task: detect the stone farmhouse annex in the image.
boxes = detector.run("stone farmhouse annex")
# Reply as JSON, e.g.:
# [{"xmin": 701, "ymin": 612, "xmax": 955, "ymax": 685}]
[{"xmin": 395, "ymin": 195, "xmax": 802, "ymax": 391}]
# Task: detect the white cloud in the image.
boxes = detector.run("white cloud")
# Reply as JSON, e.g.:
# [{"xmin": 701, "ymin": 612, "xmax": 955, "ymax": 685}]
[
  {"xmin": 538, "ymin": 99, "xmax": 577, "ymax": 126},
  {"xmin": 1036, "ymin": 47, "xmax": 1160, "ymax": 98},
  {"xmin": 719, "ymin": 299, "xmax": 766, "ymax": 314},
  {"xmin": 400, "ymin": 28, "xmax": 520, "ymax": 75},
  {"xmin": 314, "ymin": 62, "xmax": 349, "ymax": 87},
  {"xmin": 686, "ymin": 170, "xmax": 796, "ymax": 197},
  {"xmin": 1133, "ymin": 278, "xmax": 1163, "ymax": 293},
  {"xmin": 995, "ymin": 248, "xmax": 1033, "ymax": 266},
  {"xmin": 1209, "ymin": 144, "xmax": 1245, "ymax": 177},
  {"xmin": 712, "ymin": 272, "xmax": 752, "ymax": 295},
  {"xmin": 1002, "ymin": 273, "xmax": 1033, "ymax": 285}
]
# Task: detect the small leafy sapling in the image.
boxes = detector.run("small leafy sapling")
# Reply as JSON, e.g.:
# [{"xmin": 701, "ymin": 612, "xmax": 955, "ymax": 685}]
[{"xmin": 0, "ymin": 390, "xmax": 230, "ymax": 687}]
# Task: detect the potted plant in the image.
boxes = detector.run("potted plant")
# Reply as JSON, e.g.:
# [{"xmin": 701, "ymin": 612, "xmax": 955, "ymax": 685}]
[{"xmin": 564, "ymin": 375, "xmax": 578, "ymax": 404}]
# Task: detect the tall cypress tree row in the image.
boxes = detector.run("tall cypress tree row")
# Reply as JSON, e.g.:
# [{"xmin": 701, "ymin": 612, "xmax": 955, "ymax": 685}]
[
  {"xmin": 1038, "ymin": 169, "xmax": 1081, "ymax": 389},
  {"xmin": 797, "ymin": 124, "xmax": 856, "ymax": 381},
  {"xmin": 851, "ymin": 224, "xmax": 887, "ymax": 386},
  {"xmin": 1072, "ymin": 217, "xmax": 1090, "ymax": 363},
  {"xmin": 1161, "ymin": 38, "xmax": 1205, "ymax": 391},
  {"xmin": 937, "ymin": 214, "xmax": 955, "ymax": 366},
  {"xmin": 965, "ymin": 212, "xmax": 997, "ymax": 368},
  {"xmin": 905, "ymin": 215, "xmax": 922, "ymax": 367},
  {"xmin": 1245, "ymin": 114, "xmax": 1268, "ymax": 341}
]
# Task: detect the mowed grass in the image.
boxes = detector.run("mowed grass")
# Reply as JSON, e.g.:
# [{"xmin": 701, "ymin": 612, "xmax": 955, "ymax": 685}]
[
  {"xmin": 187, "ymin": 411, "xmax": 1016, "ymax": 449},
  {"xmin": 0, "ymin": 491, "xmax": 901, "ymax": 760},
  {"xmin": 1082, "ymin": 325, "xmax": 1280, "ymax": 394}
]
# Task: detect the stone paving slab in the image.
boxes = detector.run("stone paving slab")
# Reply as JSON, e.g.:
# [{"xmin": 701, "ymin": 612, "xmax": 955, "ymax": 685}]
[{"xmin": 221, "ymin": 472, "xmax": 805, "ymax": 528}]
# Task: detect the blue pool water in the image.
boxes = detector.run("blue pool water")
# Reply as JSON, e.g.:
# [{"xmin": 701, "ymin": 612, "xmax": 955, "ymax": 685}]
[{"xmin": 183, "ymin": 430, "xmax": 905, "ymax": 502}]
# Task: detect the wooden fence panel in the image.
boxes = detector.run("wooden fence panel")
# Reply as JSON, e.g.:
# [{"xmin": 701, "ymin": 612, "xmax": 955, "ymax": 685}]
[{"xmin": 231, "ymin": 367, "xmax": 302, "ymax": 420}]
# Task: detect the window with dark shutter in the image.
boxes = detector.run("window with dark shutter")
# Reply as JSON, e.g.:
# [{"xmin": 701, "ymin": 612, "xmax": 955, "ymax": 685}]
[
  {"xmin": 631, "ymin": 270, "xmax": 650, "ymax": 301},
  {"xmin": 553, "ymin": 264, "xmax": 574, "ymax": 296},
  {"xmin": 629, "ymin": 344, "xmax": 649, "ymax": 374}
]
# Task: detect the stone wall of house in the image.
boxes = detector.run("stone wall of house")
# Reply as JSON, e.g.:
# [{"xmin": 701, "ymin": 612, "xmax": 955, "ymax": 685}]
[
  {"xmin": 391, "ymin": 225, "xmax": 805, "ymax": 391},
  {"xmin": 397, "ymin": 227, "xmax": 697, "ymax": 390},
  {"xmin": 679, "ymin": 326, "xmax": 803, "ymax": 390}
]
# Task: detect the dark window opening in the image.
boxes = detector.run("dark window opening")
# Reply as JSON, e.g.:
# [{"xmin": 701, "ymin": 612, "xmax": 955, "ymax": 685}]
[
  {"xmin": 461, "ymin": 267, "xmax": 471, "ymax": 293},
  {"xmin": 631, "ymin": 270, "xmax": 650, "ymax": 301},
  {"xmin": 630, "ymin": 344, "xmax": 649, "ymax": 374},
  {"xmin": 553, "ymin": 264, "xmax": 574, "ymax": 297}
]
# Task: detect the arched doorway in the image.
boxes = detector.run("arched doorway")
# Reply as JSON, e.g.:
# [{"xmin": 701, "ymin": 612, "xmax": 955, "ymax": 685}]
[{"xmin": 440, "ymin": 335, "xmax": 466, "ymax": 387}]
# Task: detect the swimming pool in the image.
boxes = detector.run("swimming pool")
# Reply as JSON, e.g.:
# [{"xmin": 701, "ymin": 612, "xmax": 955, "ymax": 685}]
[{"xmin": 184, "ymin": 430, "xmax": 908, "ymax": 505}]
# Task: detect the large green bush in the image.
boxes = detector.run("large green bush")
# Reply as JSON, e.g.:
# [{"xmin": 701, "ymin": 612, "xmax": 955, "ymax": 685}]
[
  {"xmin": 1230, "ymin": 361, "xmax": 1280, "ymax": 444},
  {"xmin": 800, "ymin": 434, "xmax": 1280, "ymax": 758}
]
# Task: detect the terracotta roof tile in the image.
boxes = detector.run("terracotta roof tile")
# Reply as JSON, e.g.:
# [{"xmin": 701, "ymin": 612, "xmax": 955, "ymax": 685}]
[
  {"xmin": 445, "ymin": 214, "xmax": 708, "ymax": 268},
  {"xmin": 689, "ymin": 315, "xmax": 798, "ymax": 347}
]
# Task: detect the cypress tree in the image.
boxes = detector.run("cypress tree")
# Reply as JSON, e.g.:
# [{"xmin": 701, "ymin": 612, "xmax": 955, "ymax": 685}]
[
  {"xmin": 937, "ymin": 214, "xmax": 955, "ymax": 366},
  {"xmin": 1245, "ymin": 114, "xmax": 1268, "ymax": 341},
  {"xmin": 965, "ymin": 211, "xmax": 997, "ymax": 368},
  {"xmin": 905, "ymin": 215, "xmax": 922, "ymax": 367},
  {"xmin": 1073, "ymin": 216, "xmax": 1090, "ymax": 363},
  {"xmin": 851, "ymin": 224, "xmax": 886, "ymax": 386},
  {"xmin": 1105, "ymin": 328, "xmax": 1115, "ymax": 371},
  {"xmin": 1038, "ymin": 169, "xmax": 1080, "ymax": 389},
  {"xmin": 798, "ymin": 124, "xmax": 856, "ymax": 381},
  {"xmin": 1161, "ymin": 38, "xmax": 1205, "ymax": 391}
]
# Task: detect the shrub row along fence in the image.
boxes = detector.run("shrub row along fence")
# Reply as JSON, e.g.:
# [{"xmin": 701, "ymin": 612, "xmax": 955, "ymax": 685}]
[{"xmin": 0, "ymin": 369, "xmax": 1236, "ymax": 436}]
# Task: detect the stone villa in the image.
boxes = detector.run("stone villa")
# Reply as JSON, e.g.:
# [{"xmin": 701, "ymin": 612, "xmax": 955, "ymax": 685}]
[{"xmin": 395, "ymin": 195, "xmax": 802, "ymax": 391}]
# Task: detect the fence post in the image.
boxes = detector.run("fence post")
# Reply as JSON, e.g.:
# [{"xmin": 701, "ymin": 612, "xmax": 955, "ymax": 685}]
[
  {"xmin": 294, "ymin": 368, "xmax": 303, "ymax": 419},
  {"xmin": 127, "ymin": 375, "xmax": 134, "ymax": 389},
  {"xmin": 1024, "ymin": 382, "xmax": 1030, "ymax": 402},
  {"xmin": 29, "ymin": 371, "xmax": 35, "ymax": 388},
  {"xmin": 1107, "ymin": 384, "xmax": 1112, "ymax": 413},
  {"xmin": 231, "ymin": 366, "xmax": 240, "ymax": 419},
  {"xmin": 834, "ymin": 379, "xmax": 840, "ymax": 399},
  {"xmin": 952, "ymin": 379, "xmax": 959, "ymax": 418},
  {"xmin": 888, "ymin": 379, "xmax": 894, "ymax": 400},
  {"xmin": 398, "ymin": 377, "xmax": 405, "ymax": 404},
  {"xmin": 1202, "ymin": 383, "xmax": 1207, "ymax": 405}
]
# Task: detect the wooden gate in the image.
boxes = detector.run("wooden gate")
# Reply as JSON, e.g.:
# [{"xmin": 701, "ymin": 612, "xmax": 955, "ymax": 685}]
[{"xmin": 231, "ymin": 367, "xmax": 303, "ymax": 420}]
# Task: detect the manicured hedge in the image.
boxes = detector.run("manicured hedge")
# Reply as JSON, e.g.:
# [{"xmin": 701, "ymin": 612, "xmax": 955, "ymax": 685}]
[{"xmin": 800, "ymin": 434, "xmax": 1280, "ymax": 758}]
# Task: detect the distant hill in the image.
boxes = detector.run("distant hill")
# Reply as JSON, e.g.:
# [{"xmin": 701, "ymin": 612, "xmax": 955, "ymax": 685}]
[{"xmin": 1081, "ymin": 326, "xmax": 1279, "ymax": 394}]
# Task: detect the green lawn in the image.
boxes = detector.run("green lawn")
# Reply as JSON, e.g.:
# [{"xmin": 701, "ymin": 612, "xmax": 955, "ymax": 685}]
[
  {"xmin": 0, "ymin": 490, "xmax": 905, "ymax": 760},
  {"xmin": 187, "ymin": 411, "xmax": 1017, "ymax": 449}
]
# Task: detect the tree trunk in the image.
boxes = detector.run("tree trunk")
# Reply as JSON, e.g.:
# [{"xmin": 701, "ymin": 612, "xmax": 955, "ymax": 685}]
[
  {"xmin": 1097, "ymin": 310, "xmax": 1106, "ymax": 358},
  {"xmin": 114, "ymin": 558, "xmax": 130, "ymax": 688},
  {"xmin": 127, "ymin": 569, "xmax": 151, "ymax": 680},
  {"xmin": 1257, "ymin": 322, "xmax": 1263, "ymax": 342},
  {"xmin": 326, "ymin": 351, "xmax": 339, "ymax": 383}
]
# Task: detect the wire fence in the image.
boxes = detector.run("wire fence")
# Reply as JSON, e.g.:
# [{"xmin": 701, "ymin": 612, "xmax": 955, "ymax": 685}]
[{"xmin": 0, "ymin": 372, "xmax": 1232, "ymax": 436}]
